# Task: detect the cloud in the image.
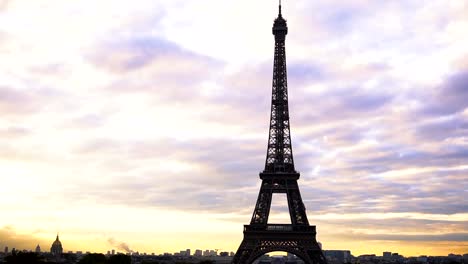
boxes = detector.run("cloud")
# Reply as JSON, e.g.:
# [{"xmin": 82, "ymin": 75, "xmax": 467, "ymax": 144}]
[
  {"xmin": 88, "ymin": 36, "xmax": 210, "ymax": 73},
  {"xmin": 0, "ymin": 86, "xmax": 39, "ymax": 116},
  {"xmin": 84, "ymin": 34, "xmax": 224, "ymax": 107},
  {"xmin": 288, "ymin": 62, "xmax": 327, "ymax": 85},
  {"xmin": 345, "ymin": 233, "xmax": 468, "ymax": 242},
  {"xmin": 0, "ymin": 126, "xmax": 30, "ymax": 138},
  {"xmin": 0, "ymin": 0, "xmax": 10, "ymax": 12},
  {"xmin": 0, "ymin": 84, "xmax": 65, "ymax": 121},
  {"xmin": 54, "ymin": 137, "xmax": 265, "ymax": 212},
  {"xmin": 415, "ymin": 115, "xmax": 468, "ymax": 141},
  {"xmin": 421, "ymin": 71, "xmax": 468, "ymax": 116},
  {"xmin": 293, "ymin": 86, "xmax": 394, "ymax": 125}
]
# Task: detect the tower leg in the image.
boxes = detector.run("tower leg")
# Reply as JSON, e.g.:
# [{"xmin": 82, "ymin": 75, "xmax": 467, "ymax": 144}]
[{"xmin": 232, "ymin": 234, "xmax": 327, "ymax": 264}]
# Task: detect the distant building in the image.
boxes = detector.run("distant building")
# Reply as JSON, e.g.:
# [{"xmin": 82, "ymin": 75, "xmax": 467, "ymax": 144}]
[
  {"xmin": 4, "ymin": 246, "xmax": 7, "ymax": 254},
  {"xmin": 391, "ymin": 253, "xmax": 404, "ymax": 262},
  {"xmin": 112, "ymin": 249, "xmax": 115, "ymax": 255},
  {"xmin": 178, "ymin": 249, "xmax": 190, "ymax": 256},
  {"xmin": 194, "ymin": 249, "xmax": 202, "ymax": 257},
  {"xmin": 417, "ymin": 256, "xmax": 428, "ymax": 263},
  {"xmin": 324, "ymin": 250, "xmax": 351, "ymax": 263},
  {"xmin": 383, "ymin": 252, "xmax": 392, "ymax": 259},
  {"xmin": 448, "ymin": 254, "xmax": 462, "ymax": 262},
  {"xmin": 220, "ymin": 252, "xmax": 229, "ymax": 257},
  {"xmin": 50, "ymin": 234, "xmax": 63, "ymax": 257},
  {"xmin": 463, "ymin": 254, "xmax": 468, "ymax": 261},
  {"xmin": 358, "ymin": 254, "xmax": 377, "ymax": 262},
  {"xmin": 35, "ymin": 244, "xmax": 41, "ymax": 253}
]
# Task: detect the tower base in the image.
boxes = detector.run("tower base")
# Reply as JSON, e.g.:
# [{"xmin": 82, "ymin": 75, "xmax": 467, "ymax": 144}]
[{"xmin": 232, "ymin": 225, "xmax": 327, "ymax": 264}]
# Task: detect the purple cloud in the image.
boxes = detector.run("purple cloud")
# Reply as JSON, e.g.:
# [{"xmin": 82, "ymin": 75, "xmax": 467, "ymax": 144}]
[{"xmin": 421, "ymin": 71, "xmax": 468, "ymax": 116}]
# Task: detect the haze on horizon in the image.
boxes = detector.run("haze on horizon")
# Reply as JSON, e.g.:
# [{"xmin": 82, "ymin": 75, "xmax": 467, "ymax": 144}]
[{"xmin": 0, "ymin": 0, "xmax": 467, "ymax": 257}]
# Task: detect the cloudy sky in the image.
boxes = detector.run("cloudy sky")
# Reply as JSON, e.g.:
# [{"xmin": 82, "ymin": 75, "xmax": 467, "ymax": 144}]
[{"xmin": 0, "ymin": 0, "xmax": 467, "ymax": 257}]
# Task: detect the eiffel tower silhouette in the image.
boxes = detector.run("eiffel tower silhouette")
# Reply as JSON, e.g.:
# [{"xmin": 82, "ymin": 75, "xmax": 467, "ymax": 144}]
[{"xmin": 232, "ymin": 2, "xmax": 327, "ymax": 264}]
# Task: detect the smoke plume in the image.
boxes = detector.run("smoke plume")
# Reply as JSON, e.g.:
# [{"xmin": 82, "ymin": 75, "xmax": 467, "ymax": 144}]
[{"xmin": 107, "ymin": 238, "xmax": 133, "ymax": 253}]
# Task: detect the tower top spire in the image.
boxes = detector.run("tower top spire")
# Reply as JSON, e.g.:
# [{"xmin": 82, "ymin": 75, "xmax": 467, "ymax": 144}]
[{"xmin": 279, "ymin": 0, "xmax": 282, "ymax": 15}]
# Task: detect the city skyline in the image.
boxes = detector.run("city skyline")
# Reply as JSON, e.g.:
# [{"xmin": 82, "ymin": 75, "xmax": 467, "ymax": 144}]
[
  {"xmin": 0, "ymin": 235, "xmax": 464, "ymax": 259},
  {"xmin": 0, "ymin": 0, "xmax": 467, "ymax": 257}
]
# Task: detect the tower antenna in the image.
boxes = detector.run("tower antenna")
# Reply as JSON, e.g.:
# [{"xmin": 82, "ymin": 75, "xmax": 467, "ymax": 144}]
[{"xmin": 279, "ymin": 0, "xmax": 282, "ymax": 15}]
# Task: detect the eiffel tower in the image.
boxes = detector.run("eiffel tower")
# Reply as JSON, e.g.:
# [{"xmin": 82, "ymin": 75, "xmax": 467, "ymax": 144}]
[{"xmin": 232, "ymin": 2, "xmax": 327, "ymax": 264}]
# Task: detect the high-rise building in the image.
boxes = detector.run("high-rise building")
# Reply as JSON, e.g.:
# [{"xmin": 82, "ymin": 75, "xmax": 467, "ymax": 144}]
[
  {"xmin": 194, "ymin": 249, "xmax": 202, "ymax": 257},
  {"xmin": 186, "ymin": 249, "xmax": 191, "ymax": 256},
  {"xmin": 112, "ymin": 249, "xmax": 115, "ymax": 255},
  {"xmin": 35, "ymin": 244, "xmax": 41, "ymax": 253},
  {"xmin": 4, "ymin": 246, "xmax": 8, "ymax": 254}
]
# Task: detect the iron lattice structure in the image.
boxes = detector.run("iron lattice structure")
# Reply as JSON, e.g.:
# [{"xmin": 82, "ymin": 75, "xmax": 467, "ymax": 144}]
[{"xmin": 232, "ymin": 4, "xmax": 327, "ymax": 264}]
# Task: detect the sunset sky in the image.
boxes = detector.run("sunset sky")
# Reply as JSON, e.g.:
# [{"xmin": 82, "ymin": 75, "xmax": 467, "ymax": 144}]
[{"xmin": 0, "ymin": 0, "xmax": 467, "ymax": 257}]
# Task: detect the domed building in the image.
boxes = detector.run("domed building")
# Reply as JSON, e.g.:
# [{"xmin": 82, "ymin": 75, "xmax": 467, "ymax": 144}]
[{"xmin": 50, "ymin": 234, "xmax": 63, "ymax": 256}]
